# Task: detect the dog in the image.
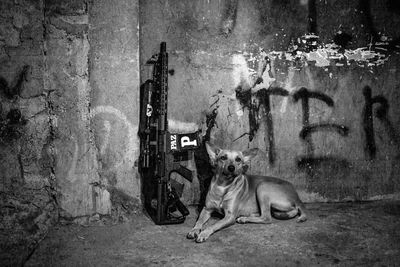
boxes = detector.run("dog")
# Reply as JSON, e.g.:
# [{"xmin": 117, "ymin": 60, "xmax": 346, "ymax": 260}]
[{"xmin": 187, "ymin": 142, "xmax": 307, "ymax": 243}]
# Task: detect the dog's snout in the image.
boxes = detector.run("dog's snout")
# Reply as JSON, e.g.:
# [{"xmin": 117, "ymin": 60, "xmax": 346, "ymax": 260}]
[{"xmin": 227, "ymin": 165, "xmax": 235, "ymax": 173}]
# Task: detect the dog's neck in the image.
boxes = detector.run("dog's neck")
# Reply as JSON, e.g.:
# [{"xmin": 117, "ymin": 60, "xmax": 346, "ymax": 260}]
[
  {"xmin": 212, "ymin": 173, "xmax": 246, "ymax": 198},
  {"xmin": 215, "ymin": 172, "xmax": 236, "ymax": 186}
]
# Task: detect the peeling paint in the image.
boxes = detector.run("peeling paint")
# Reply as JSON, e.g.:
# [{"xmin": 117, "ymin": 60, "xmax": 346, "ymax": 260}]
[
  {"xmin": 272, "ymin": 34, "xmax": 392, "ymax": 68},
  {"xmin": 235, "ymin": 34, "xmax": 395, "ymax": 75}
]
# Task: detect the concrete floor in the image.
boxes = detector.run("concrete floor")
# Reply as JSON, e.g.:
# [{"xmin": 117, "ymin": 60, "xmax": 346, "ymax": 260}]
[{"xmin": 25, "ymin": 201, "xmax": 400, "ymax": 267}]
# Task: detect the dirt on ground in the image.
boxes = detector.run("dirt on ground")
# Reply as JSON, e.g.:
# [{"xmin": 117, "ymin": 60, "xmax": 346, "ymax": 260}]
[{"xmin": 21, "ymin": 200, "xmax": 400, "ymax": 266}]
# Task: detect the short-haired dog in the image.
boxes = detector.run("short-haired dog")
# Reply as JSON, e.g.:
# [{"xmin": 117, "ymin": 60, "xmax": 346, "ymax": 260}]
[{"xmin": 187, "ymin": 143, "xmax": 307, "ymax": 243}]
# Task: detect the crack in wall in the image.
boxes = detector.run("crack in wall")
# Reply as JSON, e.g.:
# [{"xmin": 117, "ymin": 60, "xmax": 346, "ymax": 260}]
[{"xmin": 41, "ymin": 0, "xmax": 59, "ymax": 217}]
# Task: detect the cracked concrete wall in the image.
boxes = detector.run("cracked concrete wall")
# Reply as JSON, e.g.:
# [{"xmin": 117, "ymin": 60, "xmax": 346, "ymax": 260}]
[
  {"xmin": 1, "ymin": 0, "xmax": 140, "ymax": 264},
  {"xmin": 0, "ymin": 0, "xmax": 57, "ymax": 265},
  {"xmin": 140, "ymin": 0, "xmax": 400, "ymax": 203}
]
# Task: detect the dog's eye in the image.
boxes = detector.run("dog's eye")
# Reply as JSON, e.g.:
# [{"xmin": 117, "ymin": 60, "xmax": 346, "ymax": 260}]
[
  {"xmin": 219, "ymin": 155, "xmax": 227, "ymax": 161},
  {"xmin": 235, "ymin": 157, "xmax": 242, "ymax": 162}
]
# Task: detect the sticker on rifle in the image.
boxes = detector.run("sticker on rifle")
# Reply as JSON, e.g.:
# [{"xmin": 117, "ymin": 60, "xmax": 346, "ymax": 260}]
[
  {"xmin": 170, "ymin": 134, "xmax": 177, "ymax": 150},
  {"xmin": 181, "ymin": 136, "xmax": 197, "ymax": 148},
  {"xmin": 169, "ymin": 132, "xmax": 200, "ymax": 152},
  {"xmin": 146, "ymin": 104, "xmax": 153, "ymax": 117}
]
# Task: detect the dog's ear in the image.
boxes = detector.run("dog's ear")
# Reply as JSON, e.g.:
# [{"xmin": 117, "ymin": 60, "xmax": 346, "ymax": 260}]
[
  {"xmin": 205, "ymin": 142, "xmax": 221, "ymax": 165},
  {"xmin": 242, "ymin": 148, "xmax": 259, "ymax": 163}
]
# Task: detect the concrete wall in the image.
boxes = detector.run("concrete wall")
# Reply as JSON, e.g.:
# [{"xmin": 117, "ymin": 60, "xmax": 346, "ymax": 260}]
[
  {"xmin": 0, "ymin": 1, "xmax": 57, "ymax": 264},
  {"xmin": 45, "ymin": 0, "xmax": 105, "ymax": 219},
  {"xmin": 140, "ymin": 0, "xmax": 400, "ymax": 203},
  {"xmin": 89, "ymin": 0, "xmax": 141, "ymax": 218},
  {"xmin": 0, "ymin": 0, "xmax": 140, "ymax": 264},
  {"xmin": 45, "ymin": 0, "xmax": 140, "ymax": 218}
]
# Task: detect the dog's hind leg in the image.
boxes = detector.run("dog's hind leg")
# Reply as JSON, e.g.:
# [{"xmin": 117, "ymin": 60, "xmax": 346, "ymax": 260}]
[
  {"xmin": 273, "ymin": 202, "xmax": 307, "ymax": 222},
  {"xmin": 236, "ymin": 188, "xmax": 273, "ymax": 224},
  {"xmin": 272, "ymin": 208, "xmax": 298, "ymax": 220}
]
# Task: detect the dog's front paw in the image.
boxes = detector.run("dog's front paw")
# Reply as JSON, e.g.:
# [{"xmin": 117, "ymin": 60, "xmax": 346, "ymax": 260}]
[
  {"xmin": 195, "ymin": 229, "xmax": 211, "ymax": 243},
  {"xmin": 236, "ymin": 217, "xmax": 247, "ymax": 224},
  {"xmin": 187, "ymin": 228, "xmax": 201, "ymax": 239}
]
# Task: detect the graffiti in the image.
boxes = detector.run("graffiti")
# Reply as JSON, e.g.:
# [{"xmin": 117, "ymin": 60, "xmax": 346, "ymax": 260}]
[
  {"xmin": 297, "ymin": 123, "xmax": 350, "ymax": 174},
  {"xmin": 363, "ymin": 86, "xmax": 380, "ymax": 159},
  {"xmin": 292, "ymin": 87, "xmax": 349, "ymax": 173},
  {"xmin": 204, "ymin": 107, "xmax": 218, "ymax": 143},
  {"xmin": 293, "ymin": 87, "xmax": 339, "ymax": 159},
  {"xmin": 374, "ymin": 98, "xmax": 400, "ymax": 154},
  {"xmin": 361, "ymin": 86, "xmax": 399, "ymax": 159},
  {"xmin": 233, "ymin": 52, "xmax": 278, "ymax": 145},
  {"xmin": 256, "ymin": 87, "xmax": 289, "ymax": 164},
  {"xmin": 228, "ymin": 82, "xmax": 399, "ymax": 176},
  {"xmin": 229, "ymin": 47, "xmax": 399, "ymax": 168},
  {"xmin": 293, "ymin": 87, "xmax": 334, "ymax": 126},
  {"xmin": 234, "ymin": 84, "xmax": 399, "ymax": 173},
  {"xmin": 299, "ymin": 123, "xmax": 349, "ymax": 140},
  {"xmin": 232, "ymin": 83, "xmax": 353, "ymax": 170},
  {"xmin": 248, "ymin": 96, "xmax": 258, "ymax": 141},
  {"xmin": 89, "ymin": 105, "xmax": 138, "ymax": 169}
]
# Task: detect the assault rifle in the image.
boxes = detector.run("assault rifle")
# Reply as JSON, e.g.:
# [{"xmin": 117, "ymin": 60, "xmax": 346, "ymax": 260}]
[{"xmin": 139, "ymin": 42, "xmax": 201, "ymax": 225}]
